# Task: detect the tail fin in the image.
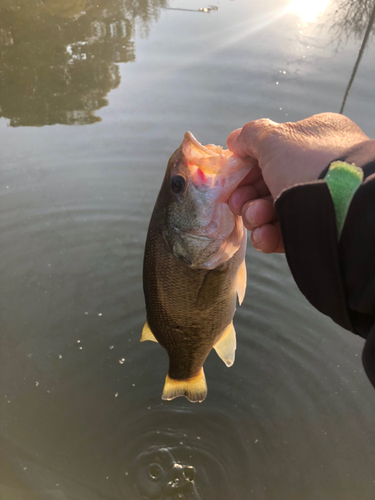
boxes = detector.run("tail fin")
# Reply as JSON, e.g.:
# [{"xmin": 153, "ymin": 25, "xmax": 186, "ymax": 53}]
[{"xmin": 161, "ymin": 368, "xmax": 207, "ymax": 403}]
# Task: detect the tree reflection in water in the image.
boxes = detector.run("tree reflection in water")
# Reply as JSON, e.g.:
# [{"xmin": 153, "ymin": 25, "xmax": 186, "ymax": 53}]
[
  {"xmin": 1, "ymin": 0, "xmax": 373, "ymax": 127},
  {"xmin": 0, "ymin": 0, "xmax": 167, "ymax": 126},
  {"xmin": 328, "ymin": 0, "xmax": 375, "ymax": 47},
  {"xmin": 326, "ymin": 0, "xmax": 375, "ymax": 113}
]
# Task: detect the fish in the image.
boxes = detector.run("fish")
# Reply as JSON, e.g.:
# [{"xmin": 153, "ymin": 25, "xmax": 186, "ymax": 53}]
[{"xmin": 142, "ymin": 132, "xmax": 254, "ymax": 402}]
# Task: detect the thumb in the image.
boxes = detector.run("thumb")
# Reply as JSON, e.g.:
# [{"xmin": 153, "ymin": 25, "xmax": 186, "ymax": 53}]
[
  {"xmin": 227, "ymin": 118, "xmax": 278, "ymax": 159},
  {"xmin": 226, "ymin": 128, "xmax": 243, "ymax": 155}
]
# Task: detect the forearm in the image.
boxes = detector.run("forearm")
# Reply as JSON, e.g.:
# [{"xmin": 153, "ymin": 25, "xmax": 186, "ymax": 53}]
[
  {"xmin": 275, "ymin": 139, "xmax": 375, "ymax": 337},
  {"xmin": 275, "ymin": 139, "xmax": 375, "ymax": 387}
]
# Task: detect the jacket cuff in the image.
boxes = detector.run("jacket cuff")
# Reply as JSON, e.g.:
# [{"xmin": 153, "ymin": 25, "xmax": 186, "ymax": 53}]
[
  {"xmin": 274, "ymin": 139, "xmax": 375, "ymax": 337},
  {"xmin": 274, "ymin": 180, "xmax": 355, "ymax": 333}
]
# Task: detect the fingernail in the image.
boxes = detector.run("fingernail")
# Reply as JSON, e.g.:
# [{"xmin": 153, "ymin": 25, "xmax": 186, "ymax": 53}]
[
  {"xmin": 245, "ymin": 203, "xmax": 255, "ymax": 225},
  {"xmin": 252, "ymin": 227, "xmax": 261, "ymax": 244}
]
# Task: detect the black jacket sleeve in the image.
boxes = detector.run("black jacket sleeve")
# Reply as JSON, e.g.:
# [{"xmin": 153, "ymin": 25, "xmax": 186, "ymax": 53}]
[{"xmin": 274, "ymin": 139, "xmax": 375, "ymax": 388}]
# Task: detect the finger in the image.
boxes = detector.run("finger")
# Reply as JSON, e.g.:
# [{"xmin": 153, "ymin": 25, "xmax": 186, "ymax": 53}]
[
  {"xmin": 252, "ymin": 177, "xmax": 271, "ymax": 198},
  {"xmin": 242, "ymin": 197, "xmax": 275, "ymax": 230},
  {"xmin": 228, "ymin": 164, "xmax": 270, "ymax": 216},
  {"xmin": 236, "ymin": 165, "xmax": 271, "ymax": 196},
  {"xmin": 226, "ymin": 128, "xmax": 242, "ymax": 150},
  {"xmin": 237, "ymin": 163, "xmax": 262, "ymax": 188},
  {"xmin": 229, "ymin": 179, "xmax": 270, "ymax": 216},
  {"xmin": 251, "ymin": 222, "xmax": 284, "ymax": 254},
  {"xmin": 229, "ymin": 184, "xmax": 259, "ymax": 215},
  {"xmin": 227, "ymin": 118, "xmax": 278, "ymax": 158}
]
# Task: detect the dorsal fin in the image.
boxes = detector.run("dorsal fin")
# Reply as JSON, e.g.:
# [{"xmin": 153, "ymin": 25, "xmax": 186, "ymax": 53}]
[
  {"xmin": 236, "ymin": 258, "xmax": 247, "ymax": 306},
  {"xmin": 213, "ymin": 322, "xmax": 236, "ymax": 367},
  {"xmin": 140, "ymin": 321, "xmax": 158, "ymax": 343}
]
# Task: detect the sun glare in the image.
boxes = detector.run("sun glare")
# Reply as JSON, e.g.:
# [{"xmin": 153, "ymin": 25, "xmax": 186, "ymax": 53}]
[{"xmin": 287, "ymin": 0, "xmax": 330, "ymax": 23}]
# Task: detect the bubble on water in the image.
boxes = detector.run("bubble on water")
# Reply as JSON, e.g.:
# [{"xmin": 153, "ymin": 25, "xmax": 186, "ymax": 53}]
[
  {"xmin": 119, "ymin": 358, "xmax": 125, "ymax": 364},
  {"xmin": 131, "ymin": 446, "xmax": 200, "ymax": 499},
  {"xmin": 110, "ymin": 408, "xmax": 252, "ymax": 500}
]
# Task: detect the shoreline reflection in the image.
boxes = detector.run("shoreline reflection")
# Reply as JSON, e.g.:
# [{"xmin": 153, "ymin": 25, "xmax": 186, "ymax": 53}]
[{"xmin": 0, "ymin": 0, "xmax": 166, "ymax": 127}]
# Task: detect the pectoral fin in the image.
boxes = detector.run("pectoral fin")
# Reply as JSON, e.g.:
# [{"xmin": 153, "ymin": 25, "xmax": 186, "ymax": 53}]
[
  {"xmin": 214, "ymin": 322, "xmax": 236, "ymax": 367},
  {"xmin": 162, "ymin": 368, "xmax": 207, "ymax": 403},
  {"xmin": 140, "ymin": 321, "xmax": 158, "ymax": 343},
  {"xmin": 236, "ymin": 258, "xmax": 247, "ymax": 306}
]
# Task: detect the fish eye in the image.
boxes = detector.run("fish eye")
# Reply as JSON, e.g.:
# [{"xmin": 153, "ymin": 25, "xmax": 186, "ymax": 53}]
[{"xmin": 170, "ymin": 175, "xmax": 186, "ymax": 194}]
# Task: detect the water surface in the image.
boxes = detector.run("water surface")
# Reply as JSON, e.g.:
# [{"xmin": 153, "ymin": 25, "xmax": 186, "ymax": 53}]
[{"xmin": 1, "ymin": 0, "xmax": 375, "ymax": 499}]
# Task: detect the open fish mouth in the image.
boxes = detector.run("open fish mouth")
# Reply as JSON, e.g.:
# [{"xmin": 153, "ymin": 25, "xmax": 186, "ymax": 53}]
[
  {"xmin": 182, "ymin": 131, "xmax": 255, "ymax": 201},
  {"xmin": 182, "ymin": 131, "xmax": 233, "ymax": 177}
]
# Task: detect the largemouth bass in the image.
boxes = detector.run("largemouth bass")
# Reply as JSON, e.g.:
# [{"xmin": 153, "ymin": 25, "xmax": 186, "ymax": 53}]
[{"xmin": 142, "ymin": 132, "xmax": 254, "ymax": 402}]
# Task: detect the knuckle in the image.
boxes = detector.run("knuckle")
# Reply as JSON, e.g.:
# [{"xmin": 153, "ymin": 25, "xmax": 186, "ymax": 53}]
[{"xmin": 241, "ymin": 118, "xmax": 280, "ymax": 146}]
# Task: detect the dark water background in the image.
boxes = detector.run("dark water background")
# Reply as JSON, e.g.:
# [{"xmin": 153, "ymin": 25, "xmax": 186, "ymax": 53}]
[{"xmin": 1, "ymin": 0, "xmax": 375, "ymax": 499}]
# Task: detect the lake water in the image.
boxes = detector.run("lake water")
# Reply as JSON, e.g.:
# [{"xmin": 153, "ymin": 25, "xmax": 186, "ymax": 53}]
[{"xmin": 1, "ymin": 0, "xmax": 375, "ymax": 499}]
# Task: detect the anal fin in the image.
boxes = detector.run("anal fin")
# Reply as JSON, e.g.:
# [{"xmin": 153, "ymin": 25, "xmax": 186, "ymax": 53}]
[
  {"xmin": 140, "ymin": 321, "xmax": 158, "ymax": 343},
  {"xmin": 213, "ymin": 322, "xmax": 236, "ymax": 367},
  {"xmin": 237, "ymin": 258, "xmax": 247, "ymax": 306},
  {"xmin": 162, "ymin": 368, "xmax": 207, "ymax": 403}
]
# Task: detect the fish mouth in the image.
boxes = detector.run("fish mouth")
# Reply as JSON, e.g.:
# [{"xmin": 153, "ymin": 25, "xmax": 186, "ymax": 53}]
[
  {"xmin": 182, "ymin": 131, "xmax": 229, "ymax": 176},
  {"xmin": 182, "ymin": 131, "xmax": 254, "ymax": 199}
]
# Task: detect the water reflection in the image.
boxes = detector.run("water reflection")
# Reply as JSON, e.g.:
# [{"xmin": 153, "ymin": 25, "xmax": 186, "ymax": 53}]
[
  {"xmin": 328, "ymin": 0, "xmax": 375, "ymax": 45},
  {"xmin": 1, "ymin": 0, "xmax": 374, "ymax": 128},
  {"xmin": 0, "ymin": 0, "xmax": 166, "ymax": 126},
  {"xmin": 288, "ymin": 0, "xmax": 330, "ymax": 23},
  {"xmin": 1, "ymin": 396, "xmax": 253, "ymax": 499},
  {"xmin": 339, "ymin": 0, "xmax": 375, "ymax": 112},
  {"xmin": 1, "ymin": 1, "xmax": 375, "ymax": 499}
]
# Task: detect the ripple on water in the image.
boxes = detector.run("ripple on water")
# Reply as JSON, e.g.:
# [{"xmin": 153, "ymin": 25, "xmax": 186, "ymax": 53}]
[{"xmin": 107, "ymin": 406, "xmax": 253, "ymax": 500}]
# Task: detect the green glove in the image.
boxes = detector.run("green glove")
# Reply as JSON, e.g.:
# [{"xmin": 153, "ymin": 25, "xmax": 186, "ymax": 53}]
[{"xmin": 325, "ymin": 161, "xmax": 363, "ymax": 239}]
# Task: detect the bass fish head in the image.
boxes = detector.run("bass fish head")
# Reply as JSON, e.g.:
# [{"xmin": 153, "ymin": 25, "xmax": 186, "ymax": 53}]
[{"xmin": 158, "ymin": 132, "xmax": 254, "ymax": 270}]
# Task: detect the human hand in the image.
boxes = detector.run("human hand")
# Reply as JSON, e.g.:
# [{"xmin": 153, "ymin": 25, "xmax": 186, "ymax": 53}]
[{"xmin": 227, "ymin": 113, "xmax": 369, "ymax": 253}]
